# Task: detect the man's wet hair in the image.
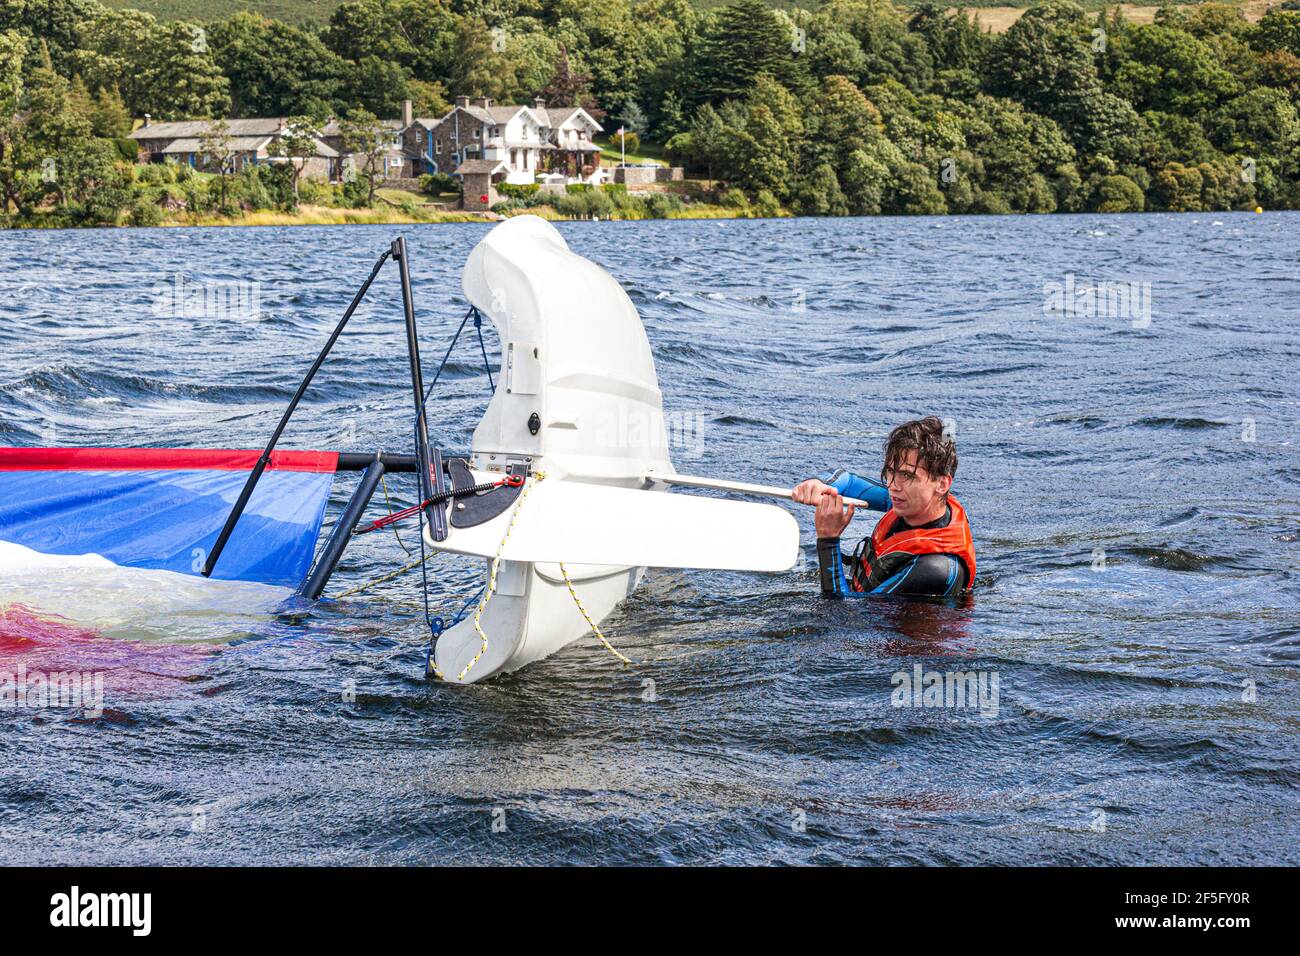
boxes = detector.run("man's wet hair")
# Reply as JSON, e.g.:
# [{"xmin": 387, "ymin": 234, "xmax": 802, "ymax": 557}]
[{"xmin": 882, "ymin": 416, "xmax": 958, "ymax": 482}]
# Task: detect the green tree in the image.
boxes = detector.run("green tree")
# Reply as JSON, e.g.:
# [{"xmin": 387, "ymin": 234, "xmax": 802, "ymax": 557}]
[
  {"xmin": 445, "ymin": 16, "xmax": 520, "ymax": 102},
  {"xmin": 324, "ymin": 0, "xmax": 458, "ymax": 85},
  {"xmin": 984, "ymin": 2, "xmax": 1100, "ymax": 122},
  {"xmin": 62, "ymin": 136, "xmax": 130, "ymax": 223},
  {"xmin": 695, "ymin": 0, "xmax": 805, "ymax": 104},
  {"xmin": 1152, "ymin": 161, "xmax": 1204, "ymax": 211},
  {"xmin": 24, "ymin": 45, "xmax": 92, "ymax": 207},
  {"xmin": 684, "ymin": 101, "xmax": 728, "ymax": 182},
  {"xmin": 1090, "ymin": 173, "xmax": 1144, "ymax": 211},
  {"xmin": 0, "ymin": 0, "xmax": 95, "ymax": 75},
  {"xmin": 794, "ymin": 162, "xmax": 850, "ymax": 216},
  {"xmin": 64, "ymin": 6, "xmax": 155, "ymax": 111},
  {"xmin": 888, "ymin": 160, "xmax": 947, "ymax": 214},
  {"xmin": 198, "ymin": 119, "xmax": 236, "ymax": 208},
  {"xmin": 632, "ymin": 0, "xmax": 695, "ymax": 135},
  {"xmin": 0, "ymin": 29, "xmax": 32, "ymax": 219},
  {"xmin": 828, "ymin": 0, "xmax": 933, "ymax": 92},
  {"xmin": 134, "ymin": 22, "xmax": 231, "ymax": 119},
  {"xmin": 341, "ymin": 55, "xmax": 411, "ymax": 118},
  {"xmin": 1251, "ymin": 10, "xmax": 1300, "ymax": 58},
  {"xmin": 89, "ymin": 85, "xmax": 131, "ymax": 138},
  {"xmin": 266, "ymin": 117, "xmax": 322, "ymax": 202},
  {"xmin": 1111, "ymin": 24, "xmax": 1240, "ymax": 115},
  {"xmin": 802, "ymin": 74, "xmax": 883, "ymax": 173},
  {"xmin": 805, "ymin": 24, "xmax": 868, "ymax": 86},
  {"xmin": 338, "ymin": 109, "xmax": 388, "ymax": 207},
  {"xmin": 909, "ymin": 3, "xmax": 991, "ymax": 75},
  {"xmin": 208, "ymin": 13, "xmax": 344, "ymax": 118},
  {"xmin": 728, "ymin": 105, "xmax": 792, "ymax": 197},
  {"xmin": 840, "ymin": 141, "xmax": 901, "ymax": 214}
]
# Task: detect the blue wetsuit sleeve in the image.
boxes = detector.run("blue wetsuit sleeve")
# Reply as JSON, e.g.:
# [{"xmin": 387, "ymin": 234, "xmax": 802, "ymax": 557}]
[
  {"xmin": 817, "ymin": 469, "xmax": 891, "ymax": 512},
  {"xmin": 817, "ymin": 537, "xmax": 866, "ymax": 599}
]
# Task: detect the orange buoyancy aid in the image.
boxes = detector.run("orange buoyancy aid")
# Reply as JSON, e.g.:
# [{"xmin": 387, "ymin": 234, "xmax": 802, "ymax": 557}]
[{"xmin": 866, "ymin": 496, "xmax": 976, "ymax": 587}]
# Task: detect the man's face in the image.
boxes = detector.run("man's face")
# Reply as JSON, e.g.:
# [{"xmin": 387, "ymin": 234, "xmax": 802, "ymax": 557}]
[{"xmin": 882, "ymin": 449, "xmax": 951, "ymax": 521}]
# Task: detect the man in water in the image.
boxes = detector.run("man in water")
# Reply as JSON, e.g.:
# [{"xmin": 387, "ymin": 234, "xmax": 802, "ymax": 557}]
[{"xmin": 792, "ymin": 416, "xmax": 976, "ymax": 598}]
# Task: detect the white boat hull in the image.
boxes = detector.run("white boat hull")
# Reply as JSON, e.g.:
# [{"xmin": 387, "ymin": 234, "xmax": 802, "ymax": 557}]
[
  {"xmin": 432, "ymin": 559, "xmax": 643, "ymax": 682},
  {"xmin": 426, "ymin": 215, "xmax": 797, "ymax": 683},
  {"xmin": 429, "ymin": 215, "xmax": 673, "ymax": 683}
]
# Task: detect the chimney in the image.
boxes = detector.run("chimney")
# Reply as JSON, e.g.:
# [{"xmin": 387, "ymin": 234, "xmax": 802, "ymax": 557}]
[
  {"xmin": 278, "ymin": 117, "xmax": 286, "ymax": 131},
  {"xmin": 472, "ymin": 97, "xmax": 491, "ymax": 108},
  {"xmin": 455, "ymin": 95, "xmax": 470, "ymax": 109},
  {"xmin": 401, "ymin": 99, "xmax": 413, "ymax": 127},
  {"xmin": 142, "ymin": 113, "xmax": 151, "ymax": 127},
  {"xmin": 533, "ymin": 96, "xmax": 546, "ymax": 110}
]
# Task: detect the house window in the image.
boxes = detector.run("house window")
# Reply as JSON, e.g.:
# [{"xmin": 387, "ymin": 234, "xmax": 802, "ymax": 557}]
[{"xmin": 435, "ymin": 140, "xmax": 442, "ymax": 155}]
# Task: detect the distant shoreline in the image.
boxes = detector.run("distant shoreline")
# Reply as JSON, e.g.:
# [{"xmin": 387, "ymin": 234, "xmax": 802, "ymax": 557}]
[
  {"xmin": 4, "ymin": 205, "xmax": 1284, "ymax": 234},
  {"xmin": 3, "ymin": 201, "xmax": 758, "ymax": 230}
]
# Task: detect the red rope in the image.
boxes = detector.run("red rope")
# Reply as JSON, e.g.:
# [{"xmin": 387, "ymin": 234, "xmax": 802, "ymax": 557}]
[{"xmin": 355, "ymin": 474, "xmax": 523, "ymax": 535}]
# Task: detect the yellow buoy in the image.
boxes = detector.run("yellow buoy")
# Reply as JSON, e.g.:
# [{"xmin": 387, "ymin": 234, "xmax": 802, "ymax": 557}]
[{"xmin": 1256, "ymin": 206, "xmax": 1263, "ymax": 214}]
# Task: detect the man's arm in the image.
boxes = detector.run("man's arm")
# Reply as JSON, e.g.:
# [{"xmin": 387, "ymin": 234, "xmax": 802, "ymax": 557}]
[
  {"xmin": 857, "ymin": 552, "xmax": 968, "ymax": 597},
  {"xmin": 817, "ymin": 469, "xmax": 891, "ymax": 512},
  {"xmin": 817, "ymin": 535, "xmax": 857, "ymax": 598},
  {"xmin": 791, "ymin": 470, "xmax": 890, "ymax": 512},
  {"xmin": 810, "ymin": 487, "xmax": 860, "ymax": 598},
  {"xmin": 795, "ymin": 470, "xmax": 889, "ymax": 599}
]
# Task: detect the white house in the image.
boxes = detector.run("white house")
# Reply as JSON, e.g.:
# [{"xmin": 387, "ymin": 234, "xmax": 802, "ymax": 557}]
[{"xmin": 430, "ymin": 97, "xmax": 606, "ymax": 199}]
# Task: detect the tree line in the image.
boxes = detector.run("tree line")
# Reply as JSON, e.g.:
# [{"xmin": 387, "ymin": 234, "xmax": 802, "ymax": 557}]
[{"xmin": 3, "ymin": 0, "xmax": 1300, "ymax": 224}]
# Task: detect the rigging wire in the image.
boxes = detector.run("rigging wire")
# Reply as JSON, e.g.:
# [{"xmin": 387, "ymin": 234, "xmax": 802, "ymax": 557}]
[{"xmin": 413, "ymin": 303, "xmax": 499, "ymax": 678}]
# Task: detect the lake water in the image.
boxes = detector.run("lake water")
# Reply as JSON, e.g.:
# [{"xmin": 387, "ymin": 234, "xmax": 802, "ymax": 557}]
[{"xmin": 0, "ymin": 213, "xmax": 1296, "ymax": 865}]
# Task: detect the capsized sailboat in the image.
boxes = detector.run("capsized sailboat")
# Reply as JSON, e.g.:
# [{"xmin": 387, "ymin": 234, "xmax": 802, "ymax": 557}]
[{"xmin": 0, "ymin": 217, "xmax": 844, "ymax": 683}]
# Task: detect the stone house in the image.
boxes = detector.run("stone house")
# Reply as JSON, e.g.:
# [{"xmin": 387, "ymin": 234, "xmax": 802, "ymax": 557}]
[
  {"xmin": 418, "ymin": 96, "xmax": 605, "ymax": 207},
  {"xmin": 321, "ymin": 101, "xmax": 419, "ymax": 183},
  {"xmin": 128, "ymin": 117, "xmax": 340, "ymax": 179}
]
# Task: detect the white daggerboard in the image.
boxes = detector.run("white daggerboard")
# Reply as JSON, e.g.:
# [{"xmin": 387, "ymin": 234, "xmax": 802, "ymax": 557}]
[{"xmin": 429, "ymin": 476, "xmax": 799, "ymax": 572}]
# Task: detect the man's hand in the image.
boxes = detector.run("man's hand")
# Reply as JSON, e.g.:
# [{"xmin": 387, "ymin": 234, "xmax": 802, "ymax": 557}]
[
  {"xmin": 814, "ymin": 489, "xmax": 855, "ymax": 539},
  {"xmin": 792, "ymin": 478, "xmax": 833, "ymax": 505}
]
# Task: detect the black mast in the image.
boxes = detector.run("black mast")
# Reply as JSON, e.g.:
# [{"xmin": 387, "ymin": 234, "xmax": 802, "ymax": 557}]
[
  {"xmin": 393, "ymin": 236, "xmax": 448, "ymax": 542},
  {"xmin": 202, "ymin": 248, "xmax": 393, "ymax": 578}
]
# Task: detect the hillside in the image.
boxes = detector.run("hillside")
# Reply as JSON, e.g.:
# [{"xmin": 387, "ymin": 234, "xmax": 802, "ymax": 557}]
[
  {"xmin": 102, "ymin": 0, "xmax": 344, "ymax": 24},
  {"xmin": 98, "ymin": 0, "xmax": 1270, "ymax": 30},
  {"xmin": 968, "ymin": 0, "xmax": 1270, "ymax": 30}
]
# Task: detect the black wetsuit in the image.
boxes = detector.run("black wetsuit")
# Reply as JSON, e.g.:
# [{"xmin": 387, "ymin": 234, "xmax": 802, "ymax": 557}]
[{"xmin": 812, "ymin": 469, "xmax": 969, "ymax": 599}]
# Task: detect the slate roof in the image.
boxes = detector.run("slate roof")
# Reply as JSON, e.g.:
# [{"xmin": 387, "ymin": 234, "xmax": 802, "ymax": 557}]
[{"xmin": 455, "ymin": 159, "xmax": 508, "ymax": 175}]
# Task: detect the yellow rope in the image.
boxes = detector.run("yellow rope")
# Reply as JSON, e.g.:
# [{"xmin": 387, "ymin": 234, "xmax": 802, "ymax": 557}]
[
  {"xmin": 455, "ymin": 470, "xmax": 547, "ymax": 682},
  {"xmin": 558, "ymin": 562, "xmax": 636, "ymax": 666},
  {"xmin": 378, "ymin": 471, "xmax": 412, "ymax": 555},
  {"xmin": 425, "ymin": 469, "xmax": 637, "ymax": 681},
  {"xmin": 334, "ymin": 551, "xmax": 435, "ymax": 598}
]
